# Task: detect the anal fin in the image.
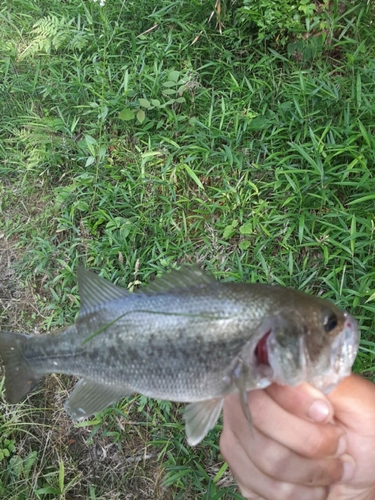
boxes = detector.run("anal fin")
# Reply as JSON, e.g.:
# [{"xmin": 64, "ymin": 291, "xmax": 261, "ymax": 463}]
[
  {"xmin": 184, "ymin": 398, "xmax": 223, "ymax": 446},
  {"xmin": 65, "ymin": 379, "xmax": 132, "ymax": 421}
]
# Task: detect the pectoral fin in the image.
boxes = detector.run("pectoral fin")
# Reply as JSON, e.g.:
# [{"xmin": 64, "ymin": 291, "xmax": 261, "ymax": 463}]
[
  {"xmin": 232, "ymin": 357, "xmax": 253, "ymax": 429},
  {"xmin": 184, "ymin": 398, "xmax": 223, "ymax": 446},
  {"xmin": 66, "ymin": 379, "xmax": 132, "ymax": 421}
]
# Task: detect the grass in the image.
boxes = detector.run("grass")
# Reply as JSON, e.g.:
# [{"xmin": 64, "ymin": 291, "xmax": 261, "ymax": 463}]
[{"xmin": 1, "ymin": 0, "xmax": 375, "ymax": 497}]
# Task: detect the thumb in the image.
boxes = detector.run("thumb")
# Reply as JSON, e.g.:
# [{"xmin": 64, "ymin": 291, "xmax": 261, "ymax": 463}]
[
  {"xmin": 329, "ymin": 374, "xmax": 375, "ymax": 429},
  {"xmin": 265, "ymin": 381, "xmax": 334, "ymax": 423}
]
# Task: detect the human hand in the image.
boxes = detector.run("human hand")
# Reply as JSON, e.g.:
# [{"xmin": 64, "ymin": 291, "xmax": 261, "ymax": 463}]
[{"xmin": 220, "ymin": 374, "xmax": 375, "ymax": 500}]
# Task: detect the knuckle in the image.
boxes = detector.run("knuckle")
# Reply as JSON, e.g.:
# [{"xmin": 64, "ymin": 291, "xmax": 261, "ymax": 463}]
[
  {"xmin": 261, "ymin": 452, "xmax": 284, "ymax": 477},
  {"xmin": 254, "ymin": 444, "xmax": 289, "ymax": 479},
  {"xmin": 253, "ymin": 438, "xmax": 289, "ymax": 476}
]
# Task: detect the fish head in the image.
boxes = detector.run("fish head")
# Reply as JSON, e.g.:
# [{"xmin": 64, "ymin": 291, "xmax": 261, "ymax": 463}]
[{"xmin": 259, "ymin": 293, "xmax": 359, "ymax": 393}]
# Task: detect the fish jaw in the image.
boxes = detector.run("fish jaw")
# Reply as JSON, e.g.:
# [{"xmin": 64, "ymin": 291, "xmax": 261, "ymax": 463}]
[
  {"xmin": 310, "ymin": 313, "xmax": 359, "ymax": 393},
  {"xmin": 267, "ymin": 312, "xmax": 359, "ymax": 392}
]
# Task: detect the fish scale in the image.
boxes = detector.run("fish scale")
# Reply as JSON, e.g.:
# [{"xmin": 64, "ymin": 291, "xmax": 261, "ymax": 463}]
[{"xmin": 0, "ymin": 265, "xmax": 359, "ymax": 446}]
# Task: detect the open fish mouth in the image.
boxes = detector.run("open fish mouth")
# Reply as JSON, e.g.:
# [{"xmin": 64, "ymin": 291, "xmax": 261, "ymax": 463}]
[
  {"xmin": 254, "ymin": 331, "xmax": 271, "ymax": 366},
  {"xmin": 262, "ymin": 312, "xmax": 359, "ymax": 392}
]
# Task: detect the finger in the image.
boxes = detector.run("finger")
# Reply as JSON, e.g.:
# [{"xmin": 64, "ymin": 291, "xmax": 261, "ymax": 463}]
[
  {"xmin": 246, "ymin": 427, "xmax": 346, "ymax": 486},
  {"xmin": 225, "ymin": 391, "xmax": 346, "ymax": 459},
  {"xmin": 220, "ymin": 429, "xmax": 329, "ymax": 500},
  {"xmin": 221, "ymin": 408, "xmax": 346, "ymax": 486},
  {"xmin": 265, "ymin": 383, "xmax": 334, "ymax": 423}
]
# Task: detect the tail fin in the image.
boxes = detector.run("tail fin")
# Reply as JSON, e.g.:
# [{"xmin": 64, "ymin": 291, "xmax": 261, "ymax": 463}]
[{"xmin": 0, "ymin": 332, "xmax": 40, "ymax": 403}]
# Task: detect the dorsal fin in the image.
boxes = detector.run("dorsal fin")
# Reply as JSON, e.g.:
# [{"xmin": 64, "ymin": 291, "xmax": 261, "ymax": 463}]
[
  {"xmin": 143, "ymin": 265, "xmax": 216, "ymax": 294},
  {"xmin": 77, "ymin": 266, "xmax": 129, "ymax": 313}
]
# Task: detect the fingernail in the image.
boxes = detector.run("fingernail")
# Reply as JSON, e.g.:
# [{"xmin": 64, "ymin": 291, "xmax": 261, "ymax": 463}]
[
  {"xmin": 308, "ymin": 399, "xmax": 330, "ymax": 422},
  {"xmin": 336, "ymin": 435, "xmax": 347, "ymax": 456},
  {"xmin": 340, "ymin": 455, "xmax": 355, "ymax": 482}
]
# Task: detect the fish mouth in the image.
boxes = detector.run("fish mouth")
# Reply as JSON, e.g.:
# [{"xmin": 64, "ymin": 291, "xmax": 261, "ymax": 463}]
[
  {"xmin": 249, "ymin": 331, "xmax": 274, "ymax": 387},
  {"xmin": 264, "ymin": 313, "xmax": 359, "ymax": 392}
]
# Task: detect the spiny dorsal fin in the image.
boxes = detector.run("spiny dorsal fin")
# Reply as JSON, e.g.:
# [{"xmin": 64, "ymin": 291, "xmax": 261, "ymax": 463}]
[
  {"xmin": 144, "ymin": 265, "xmax": 216, "ymax": 294},
  {"xmin": 77, "ymin": 266, "xmax": 129, "ymax": 313}
]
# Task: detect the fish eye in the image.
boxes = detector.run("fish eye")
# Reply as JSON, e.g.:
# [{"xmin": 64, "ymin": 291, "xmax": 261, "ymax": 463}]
[{"xmin": 323, "ymin": 312, "xmax": 338, "ymax": 333}]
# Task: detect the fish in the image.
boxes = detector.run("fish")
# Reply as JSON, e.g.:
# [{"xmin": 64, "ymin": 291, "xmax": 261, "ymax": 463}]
[{"xmin": 0, "ymin": 266, "xmax": 359, "ymax": 445}]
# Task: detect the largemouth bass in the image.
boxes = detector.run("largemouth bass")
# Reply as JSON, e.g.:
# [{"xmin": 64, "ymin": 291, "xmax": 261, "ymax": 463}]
[{"xmin": 0, "ymin": 266, "xmax": 359, "ymax": 445}]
